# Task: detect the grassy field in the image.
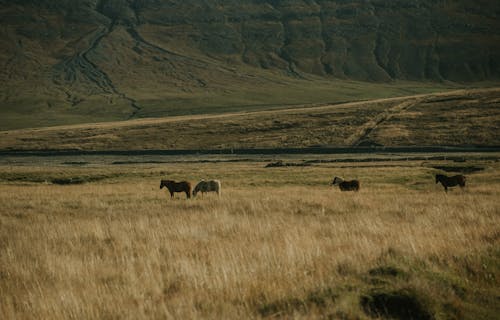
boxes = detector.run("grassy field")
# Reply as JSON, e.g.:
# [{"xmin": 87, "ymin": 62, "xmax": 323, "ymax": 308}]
[
  {"xmin": 0, "ymin": 70, "xmax": 460, "ymax": 131},
  {"xmin": 0, "ymin": 41, "xmax": 471, "ymax": 132},
  {"xmin": 0, "ymin": 155, "xmax": 499, "ymax": 319},
  {"xmin": 2, "ymin": 87, "xmax": 499, "ymax": 150}
]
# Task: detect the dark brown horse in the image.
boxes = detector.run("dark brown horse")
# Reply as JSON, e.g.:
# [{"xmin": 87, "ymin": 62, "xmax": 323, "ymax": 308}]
[
  {"xmin": 331, "ymin": 177, "xmax": 360, "ymax": 192},
  {"xmin": 435, "ymin": 174, "xmax": 466, "ymax": 192},
  {"xmin": 160, "ymin": 180, "xmax": 192, "ymax": 199}
]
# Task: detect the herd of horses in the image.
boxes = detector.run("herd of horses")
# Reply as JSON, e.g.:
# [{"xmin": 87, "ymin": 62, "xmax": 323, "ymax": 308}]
[
  {"xmin": 331, "ymin": 174, "xmax": 466, "ymax": 192},
  {"xmin": 160, "ymin": 179, "xmax": 221, "ymax": 199},
  {"xmin": 160, "ymin": 174, "xmax": 466, "ymax": 199}
]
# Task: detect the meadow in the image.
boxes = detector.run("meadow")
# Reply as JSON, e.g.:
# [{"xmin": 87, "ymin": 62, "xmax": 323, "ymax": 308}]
[
  {"xmin": 0, "ymin": 154, "xmax": 499, "ymax": 319},
  {"xmin": 1, "ymin": 87, "xmax": 499, "ymax": 151}
]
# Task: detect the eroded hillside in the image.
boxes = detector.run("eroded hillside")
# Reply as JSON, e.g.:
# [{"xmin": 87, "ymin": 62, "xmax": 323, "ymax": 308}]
[{"xmin": 1, "ymin": 0, "xmax": 499, "ymax": 129}]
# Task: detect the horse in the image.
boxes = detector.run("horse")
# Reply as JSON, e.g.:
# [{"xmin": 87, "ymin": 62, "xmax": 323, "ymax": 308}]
[
  {"xmin": 160, "ymin": 180, "xmax": 192, "ymax": 199},
  {"xmin": 435, "ymin": 174, "xmax": 466, "ymax": 192},
  {"xmin": 193, "ymin": 180, "xmax": 221, "ymax": 197},
  {"xmin": 331, "ymin": 177, "xmax": 360, "ymax": 191}
]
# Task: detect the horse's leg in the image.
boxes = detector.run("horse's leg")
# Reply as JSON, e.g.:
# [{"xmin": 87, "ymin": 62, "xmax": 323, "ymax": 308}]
[
  {"xmin": 186, "ymin": 190, "xmax": 190, "ymax": 199},
  {"xmin": 170, "ymin": 192, "xmax": 174, "ymax": 198}
]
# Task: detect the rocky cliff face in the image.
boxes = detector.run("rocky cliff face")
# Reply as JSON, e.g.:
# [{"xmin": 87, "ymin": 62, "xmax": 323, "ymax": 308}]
[
  {"xmin": 99, "ymin": 0, "xmax": 500, "ymax": 81},
  {"xmin": 1, "ymin": 0, "xmax": 499, "ymax": 128}
]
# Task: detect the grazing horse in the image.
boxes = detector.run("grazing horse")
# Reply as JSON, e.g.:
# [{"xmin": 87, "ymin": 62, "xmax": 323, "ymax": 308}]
[
  {"xmin": 331, "ymin": 177, "xmax": 360, "ymax": 192},
  {"xmin": 160, "ymin": 180, "xmax": 192, "ymax": 199},
  {"xmin": 193, "ymin": 180, "xmax": 221, "ymax": 197},
  {"xmin": 435, "ymin": 174, "xmax": 466, "ymax": 192}
]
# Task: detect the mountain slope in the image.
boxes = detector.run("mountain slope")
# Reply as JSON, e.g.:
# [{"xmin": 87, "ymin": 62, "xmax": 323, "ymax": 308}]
[{"xmin": 1, "ymin": 0, "xmax": 499, "ymax": 129}]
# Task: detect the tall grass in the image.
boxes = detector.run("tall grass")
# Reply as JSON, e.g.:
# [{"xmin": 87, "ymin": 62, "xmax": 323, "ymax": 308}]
[{"xmin": 0, "ymin": 161, "xmax": 499, "ymax": 318}]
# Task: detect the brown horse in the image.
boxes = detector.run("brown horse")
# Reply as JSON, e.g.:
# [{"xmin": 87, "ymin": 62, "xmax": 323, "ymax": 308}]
[
  {"xmin": 435, "ymin": 174, "xmax": 466, "ymax": 192},
  {"xmin": 331, "ymin": 177, "xmax": 360, "ymax": 192},
  {"xmin": 160, "ymin": 180, "xmax": 192, "ymax": 199}
]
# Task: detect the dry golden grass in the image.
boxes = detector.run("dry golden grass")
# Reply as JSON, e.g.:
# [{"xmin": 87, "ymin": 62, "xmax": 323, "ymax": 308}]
[
  {"xmin": 0, "ymin": 159, "xmax": 499, "ymax": 319},
  {"xmin": 1, "ymin": 87, "xmax": 499, "ymax": 150}
]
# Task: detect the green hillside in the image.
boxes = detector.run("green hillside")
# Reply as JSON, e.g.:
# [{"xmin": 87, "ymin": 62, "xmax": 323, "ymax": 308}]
[{"xmin": 0, "ymin": 0, "xmax": 499, "ymax": 129}]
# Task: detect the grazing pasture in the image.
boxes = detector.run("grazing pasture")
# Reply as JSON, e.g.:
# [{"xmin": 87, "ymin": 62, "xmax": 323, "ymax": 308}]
[{"xmin": 0, "ymin": 155, "xmax": 499, "ymax": 319}]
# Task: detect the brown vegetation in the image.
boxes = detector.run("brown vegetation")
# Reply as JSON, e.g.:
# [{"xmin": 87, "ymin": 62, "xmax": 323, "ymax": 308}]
[
  {"xmin": 1, "ymin": 88, "xmax": 499, "ymax": 150},
  {"xmin": 0, "ymin": 157, "xmax": 499, "ymax": 319}
]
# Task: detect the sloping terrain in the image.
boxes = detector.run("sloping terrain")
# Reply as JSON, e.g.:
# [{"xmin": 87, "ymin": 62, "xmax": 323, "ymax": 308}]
[
  {"xmin": 1, "ymin": 88, "xmax": 498, "ymax": 151},
  {"xmin": 0, "ymin": 0, "xmax": 499, "ymax": 129}
]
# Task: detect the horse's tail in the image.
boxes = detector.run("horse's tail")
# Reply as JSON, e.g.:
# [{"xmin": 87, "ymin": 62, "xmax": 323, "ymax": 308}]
[{"xmin": 186, "ymin": 182, "xmax": 192, "ymax": 198}]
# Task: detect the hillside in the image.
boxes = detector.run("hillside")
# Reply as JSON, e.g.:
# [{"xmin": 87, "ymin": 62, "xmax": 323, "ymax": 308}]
[
  {"xmin": 1, "ymin": 0, "xmax": 500, "ymax": 129},
  {"xmin": 1, "ymin": 88, "xmax": 498, "ymax": 151}
]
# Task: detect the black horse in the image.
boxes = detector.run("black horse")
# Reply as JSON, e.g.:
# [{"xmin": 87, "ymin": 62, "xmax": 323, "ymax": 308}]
[
  {"xmin": 435, "ymin": 174, "xmax": 466, "ymax": 192},
  {"xmin": 331, "ymin": 177, "xmax": 360, "ymax": 192}
]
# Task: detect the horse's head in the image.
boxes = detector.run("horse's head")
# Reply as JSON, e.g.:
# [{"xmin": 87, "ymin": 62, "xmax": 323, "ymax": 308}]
[
  {"xmin": 331, "ymin": 177, "xmax": 342, "ymax": 185},
  {"xmin": 192, "ymin": 181, "xmax": 204, "ymax": 197},
  {"xmin": 160, "ymin": 180, "xmax": 173, "ymax": 189},
  {"xmin": 435, "ymin": 174, "xmax": 441, "ymax": 184}
]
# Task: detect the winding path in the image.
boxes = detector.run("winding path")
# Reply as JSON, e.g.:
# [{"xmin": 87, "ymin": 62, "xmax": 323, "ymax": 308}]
[{"xmin": 344, "ymin": 97, "xmax": 426, "ymax": 146}]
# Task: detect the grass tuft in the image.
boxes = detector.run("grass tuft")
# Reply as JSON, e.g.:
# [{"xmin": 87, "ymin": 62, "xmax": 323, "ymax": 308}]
[{"xmin": 361, "ymin": 288, "xmax": 434, "ymax": 320}]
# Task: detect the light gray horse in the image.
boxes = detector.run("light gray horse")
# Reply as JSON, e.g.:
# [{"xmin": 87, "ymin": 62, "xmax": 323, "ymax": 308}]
[{"xmin": 193, "ymin": 180, "xmax": 221, "ymax": 197}]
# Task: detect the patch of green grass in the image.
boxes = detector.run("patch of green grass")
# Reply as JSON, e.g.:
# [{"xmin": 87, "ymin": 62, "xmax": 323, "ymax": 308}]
[
  {"xmin": 255, "ymin": 249, "xmax": 499, "ymax": 319},
  {"xmin": 359, "ymin": 248, "xmax": 500, "ymax": 320},
  {"xmin": 258, "ymin": 287, "xmax": 338, "ymax": 317},
  {"xmin": 1, "ymin": 78, "xmax": 461, "ymax": 130},
  {"xmin": 361, "ymin": 287, "xmax": 434, "ymax": 320},
  {"xmin": 0, "ymin": 168, "xmax": 161, "ymax": 185},
  {"xmin": 254, "ymin": 244, "xmax": 499, "ymax": 319}
]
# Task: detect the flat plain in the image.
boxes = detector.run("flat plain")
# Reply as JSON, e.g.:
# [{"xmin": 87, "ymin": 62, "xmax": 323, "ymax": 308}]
[{"xmin": 0, "ymin": 154, "xmax": 499, "ymax": 319}]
